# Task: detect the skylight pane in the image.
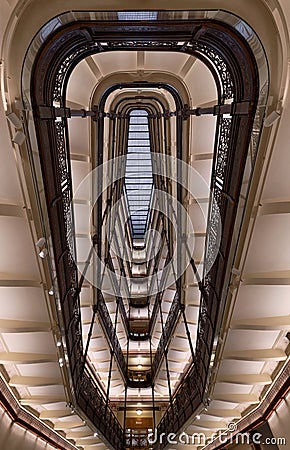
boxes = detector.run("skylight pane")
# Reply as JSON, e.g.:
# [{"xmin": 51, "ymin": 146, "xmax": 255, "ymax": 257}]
[
  {"xmin": 117, "ymin": 11, "xmax": 158, "ymax": 21},
  {"xmin": 124, "ymin": 109, "xmax": 153, "ymax": 240}
]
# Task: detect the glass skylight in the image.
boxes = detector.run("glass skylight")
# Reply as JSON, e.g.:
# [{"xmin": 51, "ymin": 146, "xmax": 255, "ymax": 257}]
[
  {"xmin": 117, "ymin": 11, "xmax": 158, "ymax": 21},
  {"xmin": 124, "ymin": 110, "xmax": 153, "ymax": 240}
]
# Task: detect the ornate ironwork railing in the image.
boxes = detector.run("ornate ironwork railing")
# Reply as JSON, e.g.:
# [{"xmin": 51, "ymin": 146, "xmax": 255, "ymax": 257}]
[
  {"xmin": 78, "ymin": 369, "xmax": 124, "ymax": 448},
  {"xmin": 95, "ymin": 292, "xmax": 127, "ymax": 379},
  {"xmin": 106, "ymin": 254, "xmax": 130, "ymax": 334},
  {"xmin": 151, "ymin": 292, "xmax": 181, "ymax": 380},
  {"xmin": 29, "ymin": 10, "xmax": 265, "ymax": 450},
  {"xmin": 125, "ymin": 431, "xmax": 149, "ymax": 449}
]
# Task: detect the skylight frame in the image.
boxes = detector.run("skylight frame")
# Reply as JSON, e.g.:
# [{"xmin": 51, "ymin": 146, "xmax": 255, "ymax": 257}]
[{"xmin": 124, "ymin": 109, "xmax": 154, "ymax": 241}]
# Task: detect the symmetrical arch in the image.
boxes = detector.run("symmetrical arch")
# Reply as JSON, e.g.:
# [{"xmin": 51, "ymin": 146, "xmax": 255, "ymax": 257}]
[{"xmin": 26, "ymin": 9, "xmax": 267, "ymax": 450}]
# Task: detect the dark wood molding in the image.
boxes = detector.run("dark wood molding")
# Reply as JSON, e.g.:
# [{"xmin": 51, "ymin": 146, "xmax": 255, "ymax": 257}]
[
  {"xmin": 204, "ymin": 360, "xmax": 290, "ymax": 449},
  {"xmin": 0, "ymin": 376, "xmax": 76, "ymax": 450}
]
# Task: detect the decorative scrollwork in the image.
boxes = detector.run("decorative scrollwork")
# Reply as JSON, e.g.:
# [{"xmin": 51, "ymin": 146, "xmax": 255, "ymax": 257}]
[
  {"xmin": 215, "ymin": 118, "xmax": 232, "ymax": 182},
  {"xmin": 53, "ymin": 46, "xmax": 89, "ymax": 102},
  {"xmin": 205, "ymin": 117, "xmax": 231, "ymax": 273},
  {"xmin": 78, "ymin": 370, "xmax": 123, "ymax": 448},
  {"xmin": 106, "ymin": 40, "xmax": 180, "ymax": 49},
  {"xmin": 97, "ymin": 292, "xmax": 127, "ymax": 376},
  {"xmin": 194, "ymin": 42, "xmax": 234, "ymax": 100},
  {"xmin": 152, "ymin": 292, "xmax": 180, "ymax": 379},
  {"xmin": 251, "ymin": 82, "xmax": 268, "ymax": 160}
]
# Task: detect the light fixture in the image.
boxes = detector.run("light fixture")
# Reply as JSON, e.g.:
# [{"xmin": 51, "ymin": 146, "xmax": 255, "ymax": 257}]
[
  {"xmin": 136, "ymin": 409, "xmax": 143, "ymax": 416},
  {"xmin": 56, "ymin": 341, "xmax": 62, "ymax": 347},
  {"xmin": 196, "ymin": 415, "xmax": 201, "ymax": 420},
  {"xmin": 35, "ymin": 237, "xmax": 46, "ymax": 248},
  {"xmin": 231, "ymin": 267, "xmax": 241, "ymax": 276},
  {"xmin": 48, "ymin": 286, "xmax": 54, "ymax": 296},
  {"xmin": 137, "ymin": 364, "xmax": 143, "ymax": 369},
  {"xmin": 35, "ymin": 237, "xmax": 48, "ymax": 258},
  {"xmin": 6, "ymin": 112, "xmax": 22, "ymax": 129},
  {"xmin": 264, "ymin": 110, "xmax": 280, "ymax": 127},
  {"xmin": 12, "ymin": 130, "xmax": 26, "ymax": 145},
  {"xmin": 94, "ymin": 432, "xmax": 98, "ymax": 437},
  {"xmin": 39, "ymin": 248, "xmax": 48, "ymax": 259}
]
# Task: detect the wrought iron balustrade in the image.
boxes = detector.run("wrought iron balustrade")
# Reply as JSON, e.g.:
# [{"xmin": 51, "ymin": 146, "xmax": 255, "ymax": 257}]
[
  {"xmin": 78, "ymin": 369, "xmax": 124, "ymax": 450},
  {"xmin": 96, "ymin": 292, "xmax": 127, "ymax": 378},
  {"xmin": 125, "ymin": 431, "xmax": 149, "ymax": 449},
  {"xmin": 29, "ymin": 11, "xmax": 264, "ymax": 450},
  {"xmin": 151, "ymin": 292, "xmax": 181, "ymax": 380}
]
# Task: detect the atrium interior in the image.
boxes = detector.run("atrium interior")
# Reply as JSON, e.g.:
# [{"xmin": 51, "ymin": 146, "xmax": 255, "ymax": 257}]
[{"xmin": 0, "ymin": 3, "xmax": 290, "ymax": 450}]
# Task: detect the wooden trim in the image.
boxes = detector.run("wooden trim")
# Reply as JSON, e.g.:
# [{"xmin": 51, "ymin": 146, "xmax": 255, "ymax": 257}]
[
  {"xmin": 204, "ymin": 360, "xmax": 290, "ymax": 449},
  {"xmin": 0, "ymin": 376, "xmax": 76, "ymax": 450}
]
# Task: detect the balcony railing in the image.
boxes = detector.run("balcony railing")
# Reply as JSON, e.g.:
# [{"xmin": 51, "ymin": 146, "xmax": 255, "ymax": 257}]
[
  {"xmin": 151, "ymin": 292, "xmax": 181, "ymax": 380},
  {"xmin": 29, "ymin": 11, "xmax": 265, "ymax": 450}
]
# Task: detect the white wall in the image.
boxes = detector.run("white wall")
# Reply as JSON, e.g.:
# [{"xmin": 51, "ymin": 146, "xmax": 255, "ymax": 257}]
[{"xmin": 268, "ymin": 391, "xmax": 290, "ymax": 450}]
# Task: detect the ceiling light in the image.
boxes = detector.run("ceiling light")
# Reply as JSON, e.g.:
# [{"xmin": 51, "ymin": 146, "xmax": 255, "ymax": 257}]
[
  {"xmin": 48, "ymin": 287, "xmax": 54, "ymax": 295},
  {"xmin": 12, "ymin": 131, "xmax": 26, "ymax": 145},
  {"xmin": 136, "ymin": 409, "xmax": 143, "ymax": 416},
  {"xmin": 56, "ymin": 341, "xmax": 62, "ymax": 347},
  {"xmin": 59, "ymin": 358, "xmax": 63, "ymax": 364},
  {"xmin": 6, "ymin": 112, "xmax": 22, "ymax": 129},
  {"xmin": 35, "ymin": 237, "xmax": 46, "ymax": 248},
  {"xmin": 94, "ymin": 432, "xmax": 98, "ymax": 437},
  {"xmin": 196, "ymin": 415, "xmax": 201, "ymax": 420},
  {"xmin": 39, "ymin": 248, "xmax": 48, "ymax": 258},
  {"xmin": 137, "ymin": 364, "xmax": 143, "ymax": 369},
  {"xmin": 264, "ymin": 110, "xmax": 280, "ymax": 127}
]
